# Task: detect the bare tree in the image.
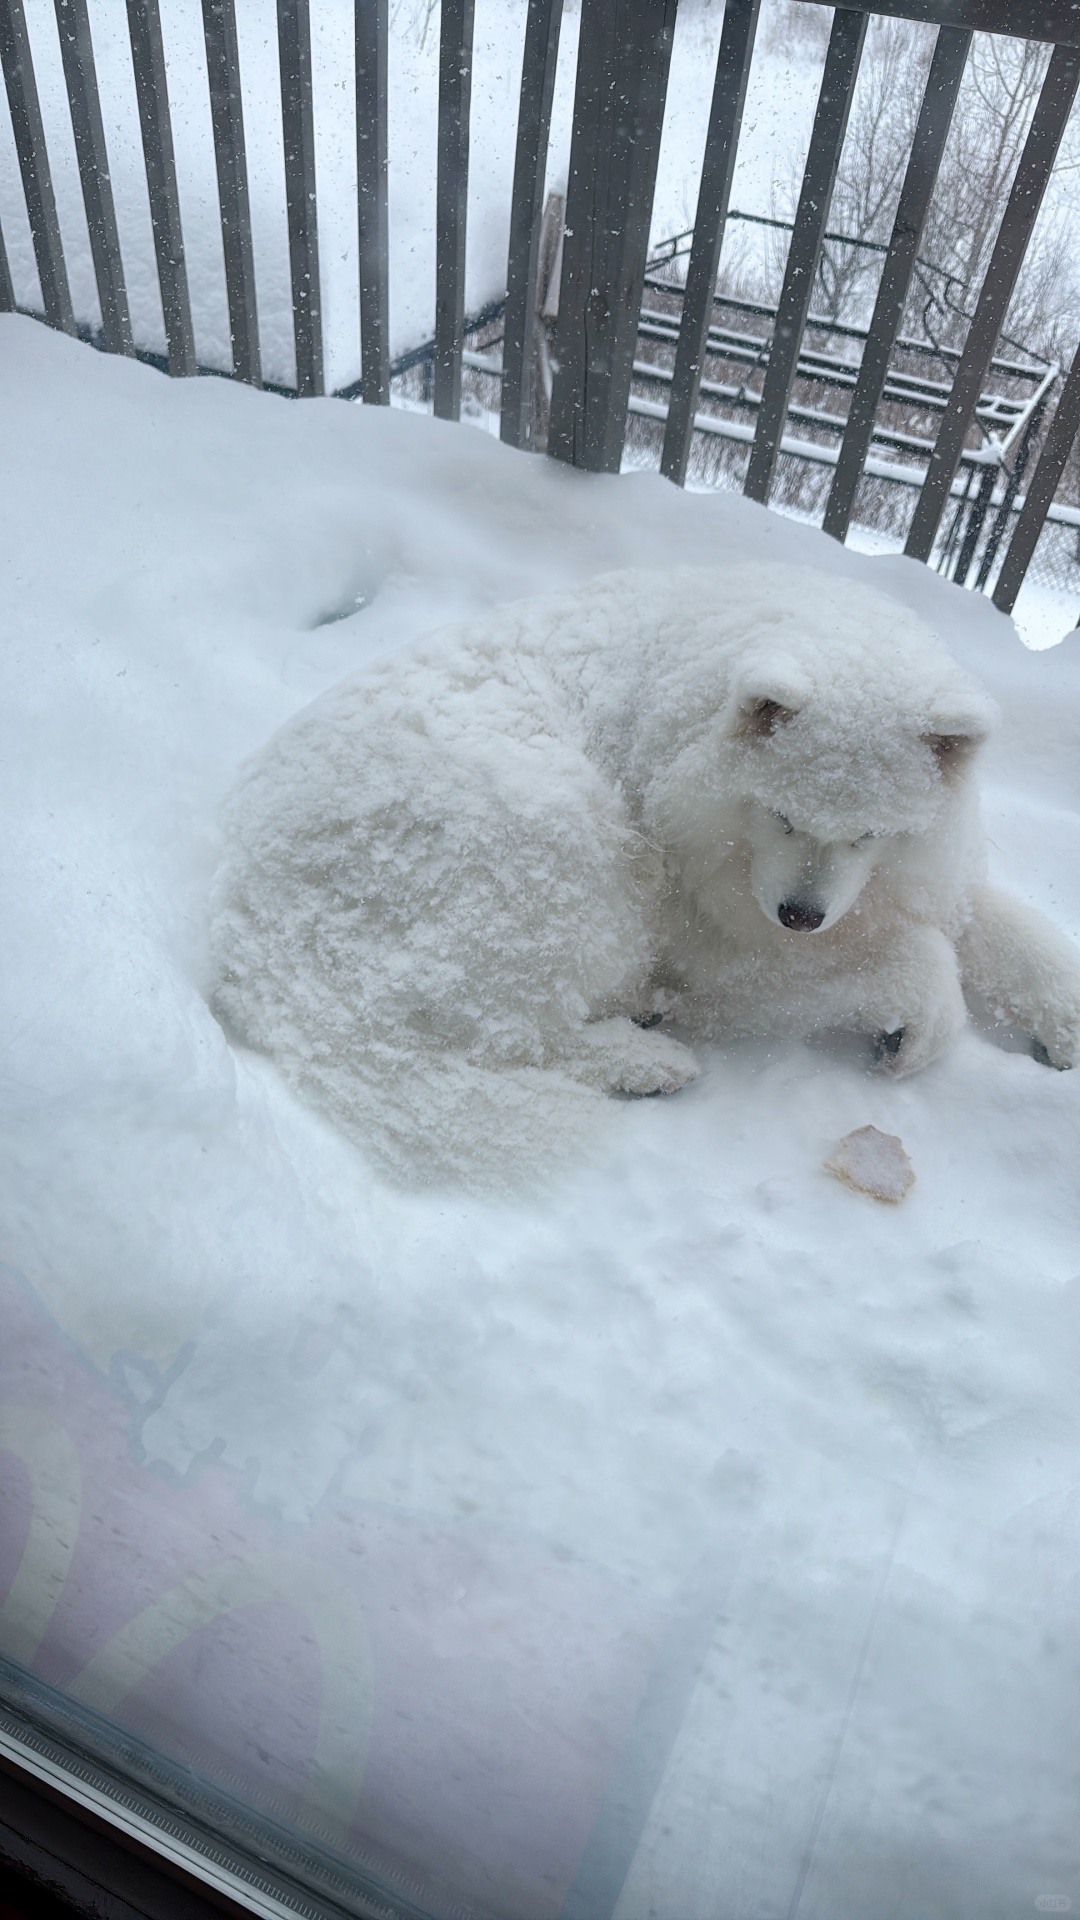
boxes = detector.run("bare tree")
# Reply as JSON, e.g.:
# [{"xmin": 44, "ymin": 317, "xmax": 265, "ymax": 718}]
[
  {"xmin": 761, "ymin": 0, "xmax": 830, "ymax": 60},
  {"xmin": 820, "ymin": 17, "xmax": 931, "ymax": 323},
  {"xmin": 912, "ymin": 34, "xmax": 1077, "ymax": 360},
  {"xmin": 766, "ymin": 23, "xmax": 1080, "ymax": 361},
  {"xmin": 392, "ymin": 0, "xmax": 440, "ymax": 50}
]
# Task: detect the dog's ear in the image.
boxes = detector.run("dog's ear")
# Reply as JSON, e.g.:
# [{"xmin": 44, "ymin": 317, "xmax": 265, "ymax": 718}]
[
  {"xmin": 738, "ymin": 695, "xmax": 798, "ymax": 739},
  {"xmin": 923, "ymin": 731, "xmax": 979, "ymax": 765},
  {"xmin": 921, "ymin": 692, "xmax": 996, "ymax": 775},
  {"xmin": 729, "ymin": 655, "xmax": 811, "ymax": 740}
]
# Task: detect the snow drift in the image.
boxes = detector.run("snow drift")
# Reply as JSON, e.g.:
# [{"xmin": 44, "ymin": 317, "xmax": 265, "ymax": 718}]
[{"xmin": 3, "ymin": 316, "xmax": 1080, "ymax": 1918}]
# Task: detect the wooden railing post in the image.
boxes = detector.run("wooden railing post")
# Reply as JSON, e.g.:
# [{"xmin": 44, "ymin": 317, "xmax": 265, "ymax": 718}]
[
  {"xmin": 126, "ymin": 0, "xmax": 197, "ymax": 376},
  {"xmin": 356, "ymin": 0, "xmax": 389, "ymax": 405},
  {"xmin": 278, "ymin": 0, "xmax": 323, "ymax": 397},
  {"xmin": 500, "ymin": 0, "xmax": 564, "ymax": 450},
  {"xmin": 0, "ymin": 0, "xmax": 75, "ymax": 336},
  {"xmin": 661, "ymin": 0, "xmax": 761, "ymax": 487},
  {"xmin": 904, "ymin": 42, "xmax": 1080, "ymax": 562},
  {"xmin": 822, "ymin": 23, "xmax": 970, "ymax": 542},
  {"xmin": 54, "ymin": 0, "xmax": 134, "ymax": 357},
  {"xmin": 0, "ymin": 219, "xmax": 13, "ymax": 312},
  {"xmin": 743, "ymin": 6, "xmax": 867, "ymax": 505},
  {"xmin": 202, "ymin": 0, "xmax": 260, "ymax": 387},
  {"xmin": 548, "ymin": 0, "xmax": 678, "ymax": 473},
  {"xmin": 434, "ymin": 0, "xmax": 474, "ymax": 421},
  {"xmin": 993, "ymin": 340, "xmax": 1080, "ymax": 613}
]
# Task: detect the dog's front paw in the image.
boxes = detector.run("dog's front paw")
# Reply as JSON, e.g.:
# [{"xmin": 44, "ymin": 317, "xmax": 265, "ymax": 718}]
[
  {"xmin": 1026, "ymin": 992, "xmax": 1080, "ymax": 1069},
  {"xmin": 869, "ymin": 1011, "xmax": 953, "ymax": 1077},
  {"xmin": 1032, "ymin": 1033, "xmax": 1074, "ymax": 1071},
  {"xmin": 872, "ymin": 1025, "xmax": 931, "ymax": 1076},
  {"xmin": 563, "ymin": 1016, "xmax": 700, "ymax": 1097},
  {"xmin": 872, "ymin": 1027, "xmax": 906, "ymax": 1066},
  {"xmin": 616, "ymin": 1029, "xmax": 701, "ymax": 1097}
]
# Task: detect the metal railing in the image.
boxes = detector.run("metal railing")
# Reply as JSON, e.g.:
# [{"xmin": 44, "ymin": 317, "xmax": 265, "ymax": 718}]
[
  {"xmin": 389, "ymin": 262, "xmax": 1071, "ymax": 587},
  {"xmin": 1, "ymin": 0, "xmax": 1079, "ymax": 618}
]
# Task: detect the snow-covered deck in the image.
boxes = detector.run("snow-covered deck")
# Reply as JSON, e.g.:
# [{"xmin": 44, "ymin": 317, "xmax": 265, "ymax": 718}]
[{"xmin": 2, "ymin": 316, "xmax": 1080, "ymax": 1918}]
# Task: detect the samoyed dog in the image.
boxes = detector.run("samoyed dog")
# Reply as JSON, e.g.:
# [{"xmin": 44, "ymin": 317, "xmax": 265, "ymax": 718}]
[{"xmin": 210, "ymin": 565, "xmax": 1080, "ymax": 1184}]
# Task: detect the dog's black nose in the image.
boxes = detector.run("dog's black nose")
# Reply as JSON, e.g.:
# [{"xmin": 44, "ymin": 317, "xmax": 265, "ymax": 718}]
[{"xmin": 778, "ymin": 900, "xmax": 825, "ymax": 932}]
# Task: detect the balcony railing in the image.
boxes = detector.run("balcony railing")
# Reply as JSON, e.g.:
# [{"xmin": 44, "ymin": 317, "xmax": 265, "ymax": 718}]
[{"xmin": 2, "ymin": 0, "xmax": 1079, "ymax": 617}]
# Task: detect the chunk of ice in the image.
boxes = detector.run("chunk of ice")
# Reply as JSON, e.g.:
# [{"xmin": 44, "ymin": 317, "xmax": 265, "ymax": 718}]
[{"xmin": 825, "ymin": 1124, "xmax": 915, "ymax": 1203}]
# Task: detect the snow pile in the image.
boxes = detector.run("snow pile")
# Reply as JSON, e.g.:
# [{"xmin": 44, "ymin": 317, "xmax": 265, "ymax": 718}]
[{"xmin": 2, "ymin": 315, "xmax": 1080, "ymax": 1917}]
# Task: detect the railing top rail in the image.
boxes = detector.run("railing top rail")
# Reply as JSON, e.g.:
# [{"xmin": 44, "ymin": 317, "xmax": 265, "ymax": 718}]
[{"xmin": 795, "ymin": 0, "xmax": 1080, "ymax": 50}]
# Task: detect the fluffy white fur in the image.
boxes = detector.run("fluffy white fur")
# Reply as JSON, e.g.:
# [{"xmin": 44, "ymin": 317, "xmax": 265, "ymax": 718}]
[{"xmin": 210, "ymin": 565, "xmax": 1080, "ymax": 1184}]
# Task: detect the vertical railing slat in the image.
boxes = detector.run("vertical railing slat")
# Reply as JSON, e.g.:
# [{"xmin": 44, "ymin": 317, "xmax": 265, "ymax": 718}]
[
  {"xmin": 0, "ymin": 0, "xmax": 76, "ymax": 334},
  {"xmin": 905, "ymin": 42, "xmax": 1080, "ymax": 563},
  {"xmin": 0, "ymin": 216, "xmax": 12, "ymax": 309},
  {"xmin": 434, "ymin": 0, "xmax": 475, "ymax": 421},
  {"xmin": 126, "ymin": 0, "xmax": 197, "ymax": 375},
  {"xmin": 660, "ymin": 0, "xmax": 761, "ymax": 487},
  {"xmin": 202, "ymin": 0, "xmax": 260, "ymax": 387},
  {"xmin": 54, "ymin": 0, "xmax": 133, "ymax": 355},
  {"xmin": 972, "ymin": 393, "xmax": 1047, "ymax": 592},
  {"xmin": 0, "ymin": 216, "xmax": 13, "ymax": 311},
  {"xmin": 952, "ymin": 457, "xmax": 996, "ymax": 583},
  {"xmin": 548, "ymin": 0, "xmax": 679, "ymax": 473},
  {"xmin": 992, "ymin": 338, "xmax": 1080, "ymax": 613},
  {"xmin": 278, "ymin": 0, "xmax": 323, "ymax": 397},
  {"xmin": 500, "ymin": 0, "xmax": 563, "ymax": 449},
  {"xmin": 355, "ymin": 0, "xmax": 389, "ymax": 404},
  {"xmin": 743, "ymin": 5, "xmax": 867, "ymax": 504},
  {"xmin": 822, "ymin": 24, "xmax": 970, "ymax": 543}
]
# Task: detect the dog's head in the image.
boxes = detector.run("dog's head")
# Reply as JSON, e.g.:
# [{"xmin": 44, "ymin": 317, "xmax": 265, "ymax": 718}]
[
  {"xmin": 740, "ymin": 794, "xmax": 882, "ymax": 933},
  {"xmin": 724, "ymin": 641, "xmax": 996, "ymax": 934}
]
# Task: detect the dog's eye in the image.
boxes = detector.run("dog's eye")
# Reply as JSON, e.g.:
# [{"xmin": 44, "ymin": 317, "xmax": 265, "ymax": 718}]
[
  {"xmin": 774, "ymin": 812, "xmax": 794, "ymax": 835},
  {"xmin": 743, "ymin": 698, "xmax": 797, "ymax": 738},
  {"xmin": 850, "ymin": 832, "xmax": 875, "ymax": 848},
  {"xmin": 925, "ymin": 733, "xmax": 967, "ymax": 761}
]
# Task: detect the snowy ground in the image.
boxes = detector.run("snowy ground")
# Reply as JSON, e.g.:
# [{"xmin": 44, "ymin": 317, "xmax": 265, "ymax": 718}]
[
  {"xmin": 785, "ymin": 511, "xmax": 1080, "ymax": 654},
  {"xmin": 2, "ymin": 316, "xmax": 1080, "ymax": 1918}
]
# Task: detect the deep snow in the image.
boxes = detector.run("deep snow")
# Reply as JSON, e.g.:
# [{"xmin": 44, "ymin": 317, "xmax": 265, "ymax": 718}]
[{"xmin": 2, "ymin": 315, "xmax": 1080, "ymax": 1918}]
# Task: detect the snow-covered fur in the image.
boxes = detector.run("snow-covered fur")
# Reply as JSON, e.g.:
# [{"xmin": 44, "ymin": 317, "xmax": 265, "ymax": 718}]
[{"xmin": 210, "ymin": 565, "xmax": 1080, "ymax": 1184}]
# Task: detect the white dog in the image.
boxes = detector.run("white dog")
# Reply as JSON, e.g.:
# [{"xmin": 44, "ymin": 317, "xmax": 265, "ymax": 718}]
[{"xmin": 210, "ymin": 566, "xmax": 1080, "ymax": 1183}]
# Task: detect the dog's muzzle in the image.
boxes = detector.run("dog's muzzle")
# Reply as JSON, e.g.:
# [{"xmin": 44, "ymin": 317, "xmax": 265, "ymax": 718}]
[{"xmin": 778, "ymin": 900, "xmax": 825, "ymax": 932}]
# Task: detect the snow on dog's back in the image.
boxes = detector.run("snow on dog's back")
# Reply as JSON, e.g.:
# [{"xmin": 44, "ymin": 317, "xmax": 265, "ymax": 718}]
[{"xmin": 210, "ymin": 577, "xmax": 676, "ymax": 1186}]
